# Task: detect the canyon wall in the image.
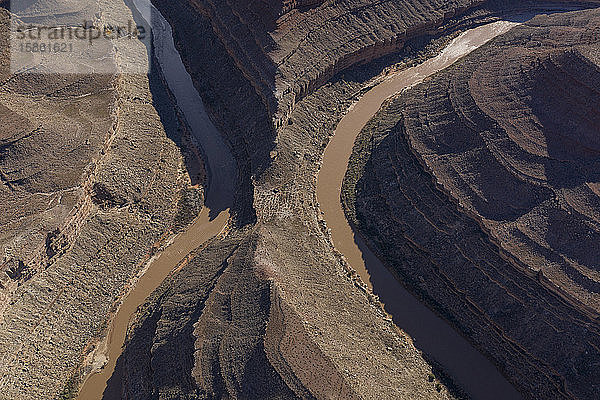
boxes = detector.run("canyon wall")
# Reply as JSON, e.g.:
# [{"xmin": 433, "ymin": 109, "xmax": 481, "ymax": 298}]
[
  {"xmin": 118, "ymin": 1, "xmax": 600, "ymax": 399},
  {"xmin": 119, "ymin": 1, "xmax": 506, "ymax": 395},
  {"xmin": 343, "ymin": 8, "xmax": 600, "ymax": 399},
  {"xmin": 168, "ymin": 0, "xmax": 600, "ymax": 134},
  {"xmin": 0, "ymin": 2, "xmax": 205, "ymax": 398},
  {"xmin": 184, "ymin": 0, "xmax": 488, "ymax": 130}
]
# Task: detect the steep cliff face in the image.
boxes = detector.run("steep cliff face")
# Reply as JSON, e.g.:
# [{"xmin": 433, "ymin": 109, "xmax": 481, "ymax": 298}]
[
  {"xmin": 149, "ymin": 0, "xmax": 507, "ymax": 229},
  {"xmin": 344, "ymin": 8, "xmax": 600, "ymax": 399},
  {"xmin": 153, "ymin": 0, "xmax": 600, "ymax": 188},
  {"xmin": 117, "ymin": 1, "xmax": 600, "ymax": 399},
  {"xmin": 9, "ymin": 0, "xmax": 600, "ymax": 398},
  {"xmin": 120, "ymin": 2, "xmax": 507, "ymax": 397},
  {"xmin": 0, "ymin": 3, "xmax": 205, "ymax": 398},
  {"xmin": 162, "ymin": 0, "xmax": 600, "ymax": 133},
  {"xmin": 181, "ymin": 0, "xmax": 488, "ymax": 130},
  {"xmin": 468, "ymin": 46, "xmax": 600, "ymax": 312}
]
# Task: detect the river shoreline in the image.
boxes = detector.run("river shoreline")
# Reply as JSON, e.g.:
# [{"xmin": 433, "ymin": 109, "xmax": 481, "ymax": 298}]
[
  {"xmin": 80, "ymin": 1, "xmax": 584, "ymax": 399},
  {"xmin": 76, "ymin": 1, "xmax": 235, "ymax": 398},
  {"xmin": 317, "ymin": 19, "xmax": 528, "ymax": 400}
]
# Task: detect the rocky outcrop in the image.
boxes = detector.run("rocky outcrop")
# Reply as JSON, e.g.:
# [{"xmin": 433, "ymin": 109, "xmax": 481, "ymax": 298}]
[
  {"xmin": 165, "ymin": 0, "xmax": 600, "ymax": 133},
  {"xmin": 122, "ymin": 221, "xmax": 456, "ymax": 399},
  {"xmin": 344, "ymin": 8, "xmax": 600, "ymax": 399},
  {"xmin": 0, "ymin": 0, "xmax": 539, "ymax": 398},
  {"xmin": 0, "ymin": 3, "xmax": 205, "ymax": 398},
  {"xmin": 181, "ymin": 0, "xmax": 489, "ymax": 130},
  {"xmin": 116, "ymin": 1, "xmax": 600, "ymax": 399},
  {"xmin": 117, "ymin": 2, "xmax": 516, "ymax": 396}
]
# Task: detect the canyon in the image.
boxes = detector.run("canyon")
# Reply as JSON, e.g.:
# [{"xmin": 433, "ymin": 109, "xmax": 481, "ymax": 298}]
[
  {"xmin": 117, "ymin": 1, "xmax": 600, "ymax": 399},
  {"xmin": 0, "ymin": 0, "xmax": 598, "ymax": 399},
  {"xmin": 0, "ymin": 1, "xmax": 207, "ymax": 398},
  {"xmin": 343, "ymin": 7, "xmax": 600, "ymax": 399}
]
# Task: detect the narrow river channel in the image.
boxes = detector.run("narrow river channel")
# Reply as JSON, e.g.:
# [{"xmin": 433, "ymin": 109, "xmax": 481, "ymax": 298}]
[
  {"xmin": 78, "ymin": 3, "xmax": 581, "ymax": 399},
  {"xmin": 317, "ymin": 20, "xmax": 525, "ymax": 400},
  {"xmin": 77, "ymin": 1, "xmax": 235, "ymax": 398}
]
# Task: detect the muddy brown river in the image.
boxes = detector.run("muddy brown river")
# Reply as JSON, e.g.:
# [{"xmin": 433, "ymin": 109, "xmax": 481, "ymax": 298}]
[
  {"xmin": 77, "ymin": 1, "xmax": 235, "ymax": 398},
  {"xmin": 78, "ymin": 3, "xmax": 577, "ymax": 399},
  {"xmin": 317, "ymin": 20, "xmax": 524, "ymax": 400}
]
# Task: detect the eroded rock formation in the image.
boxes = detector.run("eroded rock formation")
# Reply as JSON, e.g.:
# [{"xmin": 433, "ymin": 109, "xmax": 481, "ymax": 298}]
[
  {"xmin": 344, "ymin": 8, "xmax": 600, "ymax": 399},
  {"xmin": 117, "ymin": 1, "xmax": 566, "ymax": 399},
  {"xmin": 1, "ymin": 0, "xmax": 598, "ymax": 398},
  {"xmin": 0, "ymin": 3, "xmax": 205, "ymax": 398}
]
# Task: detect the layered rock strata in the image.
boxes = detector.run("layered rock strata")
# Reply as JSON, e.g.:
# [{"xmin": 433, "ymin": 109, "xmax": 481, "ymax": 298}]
[
  {"xmin": 344, "ymin": 8, "xmax": 600, "ymax": 399},
  {"xmin": 0, "ymin": 0, "xmax": 528, "ymax": 398},
  {"xmin": 115, "ymin": 1, "xmax": 560, "ymax": 399},
  {"xmin": 0, "ymin": 2, "xmax": 204, "ymax": 398},
  {"xmin": 181, "ymin": 0, "xmax": 489, "ymax": 130},
  {"xmin": 120, "ymin": 58, "xmax": 458, "ymax": 400}
]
